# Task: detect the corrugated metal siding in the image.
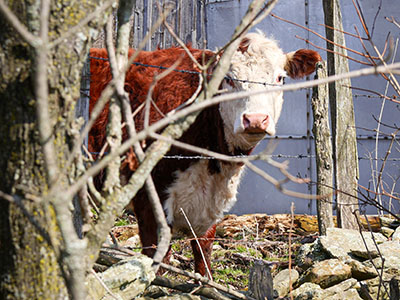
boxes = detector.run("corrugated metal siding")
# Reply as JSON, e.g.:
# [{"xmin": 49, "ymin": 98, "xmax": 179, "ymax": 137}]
[{"xmin": 131, "ymin": 0, "xmax": 207, "ymax": 49}]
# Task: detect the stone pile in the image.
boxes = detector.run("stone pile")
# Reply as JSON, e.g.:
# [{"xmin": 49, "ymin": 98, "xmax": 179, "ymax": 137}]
[{"xmin": 273, "ymin": 226, "xmax": 400, "ymax": 300}]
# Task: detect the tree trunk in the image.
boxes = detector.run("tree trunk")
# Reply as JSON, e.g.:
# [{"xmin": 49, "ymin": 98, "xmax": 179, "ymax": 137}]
[
  {"xmin": 322, "ymin": 0, "xmax": 360, "ymax": 229},
  {"xmin": 312, "ymin": 61, "xmax": 334, "ymax": 235},
  {"xmin": 0, "ymin": 1, "xmax": 110, "ymax": 298}
]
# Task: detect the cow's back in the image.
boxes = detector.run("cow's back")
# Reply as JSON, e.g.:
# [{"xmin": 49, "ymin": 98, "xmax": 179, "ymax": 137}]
[{"xmin": 88, "ymin": 47, "xmax": 215, "ymax": 155}]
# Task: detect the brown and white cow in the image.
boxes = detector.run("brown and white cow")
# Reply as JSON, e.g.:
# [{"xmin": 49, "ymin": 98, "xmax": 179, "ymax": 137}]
[{"xmin": 89, "ymin": 31, "xmax": 321, "ymax": 277}]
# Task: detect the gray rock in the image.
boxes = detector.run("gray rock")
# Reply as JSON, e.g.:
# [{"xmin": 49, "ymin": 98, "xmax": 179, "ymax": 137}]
[
  {"xmin": 324, "ymin": 288, "xmax": 363, "ymax": 300},
  {"xmin": 378, "ymin": 241, "xmax": 400, "ymax": 269},
  {"xmin": 350, "ymin": 247, "xmax": 379, "ymax": 260},
  {"xmin": 393, "ymin": 226, "xmax": 400, "ymax": 242},
  {"xmin": 324, "ymin": 278, "xmax": 360, "ymax": 294},
  {"xmin": 273, "ymin": 268, "xmax": 299, "ymax": 298},
  {"xmin": 345, "ymin": 259, "xmax": 378, "ymax": 280},
  {"xmin": 319, "ymin": 228, "xmax": 386, "ymax": 260},
  {"xmin": 297, "ymin": 259, "xmax": 352, "ymax": 289},
  {"xmin": 292, "ymin": 278, "xmax": 362, "ymax": 300},
  {"xmin": 381, "ymin": 226, "xmax": 394, "ymax": 238},
  {"xmin": 87, "ymin": 254, "xmax": 155, "ymax": 300},
  {"xmin": 291, "ymin": 282, "xmax": 323, "ymax": 300},
  {"xmin": 295, "ymin": 240, "xmax": 329, "ymax": 271},
  {"xmin": 380, "ymin": 216, "xmax": 399, "ymax": 228},
  {"xmin": 364, "ymin": 241, "xmax": 400, "ymax": 269},
  {"xmin": 360, "ymin": 276, "xmax": 392, "ymax": 300}
]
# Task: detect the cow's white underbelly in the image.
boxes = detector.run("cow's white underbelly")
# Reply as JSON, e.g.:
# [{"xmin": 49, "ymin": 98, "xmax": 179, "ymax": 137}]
[{"xmin": 164, "ymin": 160, "xmax": 245, "ymax": 236}]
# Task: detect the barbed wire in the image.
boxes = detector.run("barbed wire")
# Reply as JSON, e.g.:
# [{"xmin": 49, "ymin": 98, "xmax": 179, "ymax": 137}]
[
  {"xmin": 89, "ymin": 151, "xmax": 399, "ymax": 161},
  {"xmin": 162, "ymin": 154, "xmax": 400, "ymax": 161},
  {"xmin": 88, "ymin": 55, "xmax": 282, "ymax": 87}
]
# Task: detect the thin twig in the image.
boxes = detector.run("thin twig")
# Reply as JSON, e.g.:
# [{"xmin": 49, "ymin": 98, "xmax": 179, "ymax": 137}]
[
  {"xmin": 295, "ymin": 35, "xmax": 372, "ymax": 66},
  {"xmin": 319, "ymin": 23, "xmax": 368, "ymax": 40},
  {"xmin": 152, "ymin": 276, "xmax": 232, "ymax": 300},
  {"xmin": 144, "ymin": 56, "xmax": 183, "ymax": 129},
  {"xmin": 180, "ymin": 208, "xmax": 213, "ymax": 280},
  {"xmin": 158, "ymin": 262, "xmax": 256, "ymax": 300},
  {"xmin": 385, "ymin": 16, "xmax": 400, "ymax": 30},
  {"xmin": 271, "ymin": 13, "xmax": 380, "ymax": 60},
  {"xmin": 0, "ymin": 0, "xmax": 40, "ymax": 47},
  {"xmin": 0, "ymin": 191, "xmax": 52, "ymax": 245},
  {"xmin": 90, "ymin": 269, "xmax": 122, "ymax": 300},
  {"xmin": 346, "ymin": 85, "xmax": 400, "ymax": 104},
  {"xmin": 161, "ymin": 6, "xmax": 203, "ymax": 71},
  {"xmin": 288, "ymin": 202, "xmax": 295, "ymax": 300},
  {"xmin": 102, "ymin": 13, "xmax": 122, "ymax": 191}
]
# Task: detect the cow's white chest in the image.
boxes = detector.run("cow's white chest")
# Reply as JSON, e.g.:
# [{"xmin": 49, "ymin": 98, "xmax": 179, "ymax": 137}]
[{"xmin": 164, "ymin": 160, "xmax": 244, "ymax": 236}]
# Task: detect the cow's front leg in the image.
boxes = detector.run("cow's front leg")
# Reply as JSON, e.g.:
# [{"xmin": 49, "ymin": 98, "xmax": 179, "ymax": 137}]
[
  {"xmin": 190, "ymin": 224, "xmax": 216, "ymax": 279},
  {"xmin": 133, "ymin": 193, "xmax": 172, "ymax": 274}
]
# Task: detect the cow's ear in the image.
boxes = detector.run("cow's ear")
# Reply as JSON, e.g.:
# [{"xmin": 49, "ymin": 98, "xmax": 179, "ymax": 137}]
[
  {"xmin": 238, "ymin": 37, "xmax": 250, "ymax": 54},
  {"xmin": 285, "ymin": 49, "xmax": 322, "ymax": 79}
]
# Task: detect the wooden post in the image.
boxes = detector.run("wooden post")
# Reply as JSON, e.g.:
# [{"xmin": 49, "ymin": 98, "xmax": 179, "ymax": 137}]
[
  {"xmin": 390, "ymin": 277, "xmax": 400, "ymax": 300},
  {"xmin": 75, "ymin": 57, "xmax": 90, "ymax": 149},
  {"xmin": 248, "ymin": 261, "xmax": 274, "ymax": 300},
  {"xmin": 72, "ymin": 57, "xmax": 91, "ymax": 238},
  {"xmin": 322, "ymin": 0, "xmax": 359, "ymax": 229},
  {"xmin": 312, "ymin": 61, "xmax": 334, "ymax": 235}
]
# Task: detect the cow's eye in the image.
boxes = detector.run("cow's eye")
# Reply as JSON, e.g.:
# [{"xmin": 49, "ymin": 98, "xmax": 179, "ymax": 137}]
[{"xmin": 277, "ymin": 75, "xmax": 286, "ymax": 84}]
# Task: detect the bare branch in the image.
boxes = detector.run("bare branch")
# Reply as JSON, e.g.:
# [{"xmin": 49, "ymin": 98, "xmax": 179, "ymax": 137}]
[
  {"xmin": 158, "ymin": 262, "xmax": 256, "ymax": 300},
  {"xmin": 152, "ymin": 276, "xmax": 232, "ymax": 300},
  {"xmin": 385, "ymin": 16, "xmax": 400, "ymax": 30},
  {"xmin": 161, "ymin": 6, "xmax": 203, "ymax": 71},
  {"xmin": 319, "ymin": 23, "xmax": 369, "ymax": 40},
  {"xmin": 295, "ymin": 35, "xmax": 372, "ymax": 66},
  {"xmin": 35, "ymin": 1, "xmax": 58, "ymax": 185},
  {"xmin": 90, "ymin": 269, "xmax": 121, "ymax": 300},
  {"xmin": 101, "ymin": 23, "xmax": 122, "ymax": 192},
  {"xmin": 144, "ymin": 56, "xmax": 183, "ymax": 129},
  {"xmin": 180, "ymin": 208, "xmax": 212, "ymax": 280},
  {"xmin": 347, "ymin": 85, "xmax": 400, "ymax": 104},
  {"xmin": 0, "ymin": 0, "xmax": 40, "ymax": 47},
  {"xmin": 271, "ymin": 13, "xmax": 380, "ymax": 61},
  {"xmin": 0, "ymin": 191, "xmax": 53, "ymax": 245}
]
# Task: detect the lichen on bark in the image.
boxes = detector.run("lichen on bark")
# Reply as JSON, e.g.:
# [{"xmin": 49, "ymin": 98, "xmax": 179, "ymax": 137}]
[{"xmin": 0, "ymin": 0, "xmax": 112, "ymax": 298}]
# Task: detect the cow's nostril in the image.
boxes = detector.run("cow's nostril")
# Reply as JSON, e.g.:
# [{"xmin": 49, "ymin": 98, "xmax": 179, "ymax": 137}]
[
  {"xmin": 243, "ymin": 114, "xmax": 251, "ymax": 129},
  {"xmin": 262, "ymin": 115, "xmax": 269, "ymax": 125}
]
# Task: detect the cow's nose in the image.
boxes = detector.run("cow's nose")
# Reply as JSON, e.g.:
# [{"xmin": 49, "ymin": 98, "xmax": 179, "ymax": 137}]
[{"xmin": 242, "ymin": 113, "xmax": 269, "ymax": 133}]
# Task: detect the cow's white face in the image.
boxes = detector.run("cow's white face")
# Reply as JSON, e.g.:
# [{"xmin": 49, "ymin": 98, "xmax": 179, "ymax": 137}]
[{"xmin": 219, "ymin": 32, "xmax": 321, "ymax": 151}]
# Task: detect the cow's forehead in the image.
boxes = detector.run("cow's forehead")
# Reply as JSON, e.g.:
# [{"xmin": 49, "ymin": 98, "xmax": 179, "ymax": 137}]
[{"xmin": 230, "ymin": 33, "xmax": 287, "ymax": 81}]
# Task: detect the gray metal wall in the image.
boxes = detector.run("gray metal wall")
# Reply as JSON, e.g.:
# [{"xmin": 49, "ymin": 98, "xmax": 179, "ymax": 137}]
[{"xmin": 205, "ymin": 0, "xmax": 400, "ymax": 215}]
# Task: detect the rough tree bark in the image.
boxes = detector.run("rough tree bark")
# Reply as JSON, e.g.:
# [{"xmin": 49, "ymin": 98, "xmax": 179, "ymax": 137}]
[
  {"xmin": 0, "ymin": 1, "xmax": 111, "ymax": 298},
  {"xmin": 312, "ymin": 61, "xmax": 334, "ymax": 235},
  {"xmin": 323, "ymin": 0, "xmax": 360, "ymax": 229}
]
